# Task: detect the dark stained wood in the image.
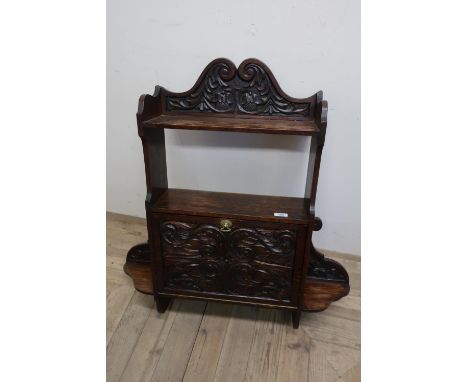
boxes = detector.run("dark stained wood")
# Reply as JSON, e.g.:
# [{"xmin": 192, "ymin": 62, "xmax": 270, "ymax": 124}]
[
  {"xmin": 123, "ymin": 262, "xmax": 152, "ymax": 294},
  {"xmin": 123, "ymin": 242, "xmax": 350, "ymax": 313},
  {"xmin": 126, "ymin": 58, "xmax": 350, "ymax": 328},
  {"xmin": 151, "ymin": 213, "xmax": 306, "ymax": 311},
  {"xmin": 292, "ymin": 310, "xmax": 301, "ymax": 329},
  {"xmin": 155, "ymin": 296, "xmax": 170, "ymax": 313},
  {"xmin": 308, "ymin": 246, "xmax": 349, "ymax": 283},
  {"xmin": 302, "ymin": 280, "xmax": 350, "ymax": 312},
  {"xmin": 299, "ymin": 91, "xmax": 331, "ymax": 319},
  {"xmin": 156, "ymin": 216, "xmax": 300, "ymax": 303},
  {"xmin": 161, "ymin": 58, "xmax": 318, "ymax": 117},
  {"xmin": 304, "ymin": 91, "xmax": 328, "ymax": 215},
  {"xmin": 302, "ymin": 244, "xmax": 350, "ymax": 311},
  {"xmin": 123, "ymin": 243, "xmax": 152, "ymax": 294},
  {"xmin": 123, "ymin": 262, "xmax": 351, "ymax": 313},
  {"xmin": 141, "ymin": 128, "xmax": 167, "ymax": 204},
  {"xmin": 151, "ymin": 188, "xmax": 311, "ymax": 224},
  {"xmin": 142, "ymin": 114, "xmax": 319, "ymax": 136}
]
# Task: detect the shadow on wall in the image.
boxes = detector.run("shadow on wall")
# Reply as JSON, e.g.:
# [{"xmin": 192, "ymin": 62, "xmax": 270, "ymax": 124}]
[{"xmin": 169, "ymin": 129, "xmax": 313, "ymax": 153}]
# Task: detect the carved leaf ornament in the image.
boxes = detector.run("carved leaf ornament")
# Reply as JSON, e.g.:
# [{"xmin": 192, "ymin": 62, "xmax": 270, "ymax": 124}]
[
  {"xmin": 166, "ymin": 59, "xmax": 310, "ymax": 117},
  {"xmin": 160, "ymin": 220, "xmax": 295, "ymax": 300}
]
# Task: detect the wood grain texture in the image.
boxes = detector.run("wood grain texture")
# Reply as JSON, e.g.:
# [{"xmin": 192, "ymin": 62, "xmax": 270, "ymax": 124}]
[
  {"xmin": 213, "ymin": 305, "xmax": 259, "ymax": 382},
  {"xmin": 134, "ymin": 58, "xmax": 346, "ymax": 328},
  {"xmin": 123, "ymin": 241, "xmax": 350, "ymax": 313},
  {"xmin": 107, "ymin": 213, "xmax": 360, "ymax": 381},
  {"xmin": 151, "ymin": 188, "xmax": 311, "ymax": 224},
  {"xmin": 119, "ymin": 300, "xmax": 182, "ymax": 382},
  {"xmin": 123, "ymin": 242, "xmax": 152, "ymax": 294},
  {"xmin": 149, "ymin": 300, "xmax": 206, "ymax": 382},
  {"xmin": 106, "ymin": 292, "xmax": 154, "ymax": 382},
  {"xmin": 276, "ymin": 314, "xmax": 313, "ymax": 382},
  {"xmin": 302, "ymin": 280, "xmax": 350, "ymax": 312},
  {"xmin": 143, "ymin": 114, "xmax": 319, "ymax": 136},
  {"xmin": 106, "ymin": 285, "xmax": 135, "ymax": 345},
  {"xmin": 123, "ymin": 262, "xmax": 153, "ymax": 294},
  {"xmin": 244, "ymin": 308, "xmax": 285, "ymax": 381},
  {"xmin": 183, "ymin": 303, "xmax": 234, "ymax": 382}
]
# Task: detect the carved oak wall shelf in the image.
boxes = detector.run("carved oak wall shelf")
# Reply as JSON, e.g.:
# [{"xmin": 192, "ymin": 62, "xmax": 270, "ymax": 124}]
[{"xmin": 125, "ymin": 58, "xmax": 349, "ymax": 328}]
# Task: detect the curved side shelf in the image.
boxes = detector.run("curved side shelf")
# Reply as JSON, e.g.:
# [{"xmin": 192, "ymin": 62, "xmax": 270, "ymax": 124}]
[
  {"xmin": 302, "ymin": 246, "xmax": 350, "ymax": 312},
  {"xmin": 124, "ymin": 242, "xmax": 350, "ymax": 313},
  {"xmin": 123, "ymin": 243, "xmax": 153, "ymax": 295}
]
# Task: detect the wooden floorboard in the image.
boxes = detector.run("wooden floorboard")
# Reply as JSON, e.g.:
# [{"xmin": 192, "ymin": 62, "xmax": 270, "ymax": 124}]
[
  {"xmin": 244, "ymin": 309, "xmax": 285, "ymax": 382},
  {"xmin": 212, "ymin": 305, "xmax": 259, "ymax": 382},
  {"xmin": 183, "ymin": 303, "xmax": 234, "ymax": 382},
  {"xmin": 107, "ymin": 212, "xmax": 361, "ymax": 382}
]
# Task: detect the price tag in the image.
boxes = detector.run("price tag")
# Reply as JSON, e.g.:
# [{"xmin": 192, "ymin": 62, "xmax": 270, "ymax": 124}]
[{"xmin": 274, "ymin": 212, "xmax": 288, "ymax": 217}]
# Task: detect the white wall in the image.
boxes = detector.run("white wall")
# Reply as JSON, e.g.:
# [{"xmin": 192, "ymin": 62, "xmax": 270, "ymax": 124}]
[{"xmin": 107, "ymin": 0, "xmax": 360, "ymax": 255}]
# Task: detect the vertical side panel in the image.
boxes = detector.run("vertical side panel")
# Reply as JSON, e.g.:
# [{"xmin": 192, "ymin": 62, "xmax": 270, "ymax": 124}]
[
  {"xmin": 290, "ymin": 226, "xmax": 306, "ymax": 306},
  {"xmin": 144, "ymin": 128, "xmax": 168, "ymax": 202},
  {"xmin": 148, "ymin": 213, "xmax": 165, "ymax": 296}
]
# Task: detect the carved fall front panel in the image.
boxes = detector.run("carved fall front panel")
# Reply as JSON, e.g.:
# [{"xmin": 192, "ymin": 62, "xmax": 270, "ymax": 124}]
[{"xmin": 159, "ymin": 220, "xmax": 296, "ymax": 301}]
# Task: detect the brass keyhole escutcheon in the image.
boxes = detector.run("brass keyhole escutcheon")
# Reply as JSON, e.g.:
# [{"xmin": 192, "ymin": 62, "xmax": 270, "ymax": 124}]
[{"xmin": 220, "ymin": 219, "xmax": 232, "ymax": 232}]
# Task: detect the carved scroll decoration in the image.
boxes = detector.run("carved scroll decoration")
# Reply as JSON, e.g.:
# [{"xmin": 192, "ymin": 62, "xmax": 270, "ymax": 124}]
[
  {"xmin": 166, "ymin": 59, "xmax": 311, "ymax": 117},
  {"xmin": 307, "ymin": 245, "xmax": 349, "ymax": 283},
  {"xmin": 159, "ymin": 220, "xmax": 295, "ymax": 300}
]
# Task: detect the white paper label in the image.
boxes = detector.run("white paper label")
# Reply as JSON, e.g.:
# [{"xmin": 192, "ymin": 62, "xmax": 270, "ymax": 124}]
[{"xmin": 274, "ymin": 212, "xmax": 288, "ymax": 217}]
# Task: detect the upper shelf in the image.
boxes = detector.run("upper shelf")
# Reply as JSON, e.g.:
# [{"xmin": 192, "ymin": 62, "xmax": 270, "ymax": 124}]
[
  {"xmin": 137, "ymin": 58, "xmax": 328, "ymax": 138},
  {"xmin": 141, "ymin": 114, "xmax": 320, "ymax": 136}
]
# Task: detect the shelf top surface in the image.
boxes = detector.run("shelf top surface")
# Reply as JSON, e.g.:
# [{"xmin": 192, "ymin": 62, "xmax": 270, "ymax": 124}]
[
  {"xmin": 141, "ymin": 114, "xmax": 320, "ymax": 136},
  {"xmin": 151, "ymin": 188, "xmax": 311, "ymax": 224}
]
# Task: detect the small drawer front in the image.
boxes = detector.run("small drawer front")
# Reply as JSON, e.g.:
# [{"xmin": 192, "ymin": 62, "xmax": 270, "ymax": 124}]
[{"xmin": 157, "ymin": 216, "xmax": 300, "ymax": 301}]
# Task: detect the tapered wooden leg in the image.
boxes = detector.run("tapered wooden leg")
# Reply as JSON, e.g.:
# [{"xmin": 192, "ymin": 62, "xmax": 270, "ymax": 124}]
[
  {"xmin": 292, "ymin": 310, "xmax": 301, "ymax": 329},
  {"xmin": 155, "ymin": 296, "xmax": 170, "ymax": 313}
]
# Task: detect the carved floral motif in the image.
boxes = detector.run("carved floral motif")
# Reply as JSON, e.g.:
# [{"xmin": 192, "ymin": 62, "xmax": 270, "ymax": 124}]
[
  {"xmin": 126, "ymin": 242, "xmax": 151, "ymax": 263},
  {"xmin": 166, "ymin": 60, "xmax": 310, "ymax": 116},
  {"xmin": 308, "ymin": 246, "xmax": 349, "ymax": 282},
  {"xmin": 160, "ymin": 220, "xmax": 295, "ymax": 300}
]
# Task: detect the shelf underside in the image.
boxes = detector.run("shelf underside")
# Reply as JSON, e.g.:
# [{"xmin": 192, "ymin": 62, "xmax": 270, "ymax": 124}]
[
  {"xmin": 142, "ymin": 114, "xmax": 320, "ymax": 136},
  {"xmin": 151, "ymin": 188, "xmax": 311, "ymax": 224}
]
